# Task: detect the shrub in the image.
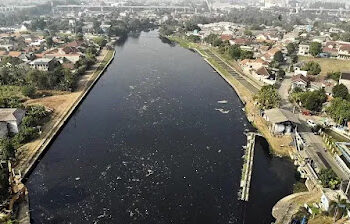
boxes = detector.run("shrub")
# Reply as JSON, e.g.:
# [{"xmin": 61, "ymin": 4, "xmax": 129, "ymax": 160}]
[{"xmin": 22, "ymin": 85, "xmax": 36, "ymax": 98}]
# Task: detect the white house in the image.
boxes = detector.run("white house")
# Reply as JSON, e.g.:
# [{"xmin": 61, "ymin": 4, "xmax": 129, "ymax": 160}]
[
  {"xmin": 291, "ymin": 74, "xmax": 308, "ymax": 90},
  {"xmin": 294, "ymin": 66, "xmax": 308, "ymax": 77},
  {"xmin": 298, "ymin": 44, "xmax": 310, "ymax": 56},
  {"xmin": 29, "ymin": 58, "xmax": 56, "ymax": 71},
  {"xmin": 0, "ymin": 108, "xmax": 25, "ymax": 138}
]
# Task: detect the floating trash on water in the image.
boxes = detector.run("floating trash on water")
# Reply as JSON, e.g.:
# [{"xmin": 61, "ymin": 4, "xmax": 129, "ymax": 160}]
[
  {"xmin": 218, "ymin": 150, "xmax": 222, "ymax": 153},
  {"xmin": 215, "ymin": 108, "xmax": 230, "ymax": 114},
  {"xmin": 217, "ymin": 100, "xmax": 228, "ymax": 104},
  {"xmin": 75, "ymin": 177, "xmax": 80, "ymax": 181},
  {"xmin": 129, "ymin": 86, "xmax": 135, "ymax": 90},
  {"xmin": 146, "ymin": 169, "xmax": 154, "ymax": 177}
]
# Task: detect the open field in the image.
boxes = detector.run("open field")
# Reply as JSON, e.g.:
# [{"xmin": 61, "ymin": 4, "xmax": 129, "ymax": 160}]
[{"xmin": 299, "ymin": 56, "xmax": 350, "ymax": 77}]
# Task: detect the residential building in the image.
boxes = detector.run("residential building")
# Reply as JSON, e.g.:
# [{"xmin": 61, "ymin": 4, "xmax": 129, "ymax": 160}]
[
  {"xmin": 298, "ymin": 44, "xmax": 310, "ymax": 56},
  {"xmin": 0, "ymin": 108, "xmax": 25, "ymax": 137},
  {"xmin": 291, "ymin": 74, "xmax": 308, "ymax": 90},
  {"xmin": 29, "ymin": 58, "xmax": 57, "ymax": 71},
  {"xmin": 263, "ymin": 108, "xmax": 300, "ymax": 135}
]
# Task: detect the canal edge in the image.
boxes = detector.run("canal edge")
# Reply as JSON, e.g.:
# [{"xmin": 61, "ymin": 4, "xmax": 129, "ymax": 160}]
[{"xmin": 20, "ymin": 49, "xmax": 116, "ymax": 181}]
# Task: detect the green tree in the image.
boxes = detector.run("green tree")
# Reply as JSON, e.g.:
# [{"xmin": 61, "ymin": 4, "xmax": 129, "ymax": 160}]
[
  {"xmin": 310, "ymin": 42, "xmax": 322, "ymax": 57},
  {"xmin": 286, "ymin": 43, "xmax": 296, "ymax": 55},
  {"xmin": 332, "ymin": 84, "xmax": 349, "ymax": 99},
  {"xmin": 304, "ymin": 89, "xmax": 327, "ymax": 111},
  {"xmin": 228, "ymin": 45, "xmax": 241, "ymax": 60},
  {"xmin": 240, "ymin": 50, "xmax": 254, "ymax": 60},
  {"xmin": 340, "ymin": 32, "xmax": 350, "ymax": 42},
  {"xmin": 293, "ymin": 89, "xmax": 327, "ymax": 112},
  {"xmin": 277, "ymin": 69, "xmax": 286, "ymax": 79},
  {"xmin": 273, "ymin": 51, "xmax": 284, "ymax": 63},
  {"xmin": 212, "ymin": 38, "xmax": 223, "ymax": 47},
  {"xmin": 327, "ymin": 98, "xmax": 350, "ymax": 124},
  {"xmin": 187, "ymin": 35, "xmax": 200, "ymax": 43},
  {"xmin": 291, "ymin": 54, "xmax": 298, "ymax": 63},
  {"xmin": 256, "ymin": 85, "xmax": 281, "ymax": 109},
  {"xmin": 204, "ymin": 34, "xmax": 219, "ymax": 45},
  {"xmin": 13, "ymin": 126, "xmax": 39, "ymax": 146},
  {"xmin": 0, "ymin": 163, "xmax": 9, "ymax": 202},
  {"xmin": 184, "ymin": 21, "xmax": 200, "ymax": 31},
  {"xmin": 45, "ymin": 36, "xmax": 53, "ymax": 48},
  {"xmin": 76, "ymin": 33, "xmax": 84, "ymax": 41},
  {"xmin": 319, "ymin": 168, "xmax": 341, "ymax": 190},
  {"xmin": 244, "ymin": 29, "xmax": 253, "ymax": 37},
  {"xmin": 302, "ymin": 61, "xmax": 321, "ymax": 75},
  {"xmin": 327, "ymin": 71, "xmax": 341, "ymax": 81},
  {"xmin": 94, "ymin": 37, "xmax": 107, "ymax": 48},
  {"xmin": 93, "ymin": 19, "xmax": 101, "ymax": 33},
  {"xmin": 0, "ymin": 138, "xmax": 15, "ymax": 160},
  {"xmin": 21, "ymin": 85, "xmax": 36, "ymax": 98}
]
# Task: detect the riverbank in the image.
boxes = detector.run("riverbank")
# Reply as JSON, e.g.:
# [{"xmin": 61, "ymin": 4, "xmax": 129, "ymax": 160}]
[
  {"xmin": 167, "ymin": 36, "xmax": 293, "ymax": 157},
  {"xmin": 9, "ymin": 49, "xmax": 115, "ymax": 223},
  {"xmin": 15, "ymin": 49, "xmax": 115, "ymax": 178}
]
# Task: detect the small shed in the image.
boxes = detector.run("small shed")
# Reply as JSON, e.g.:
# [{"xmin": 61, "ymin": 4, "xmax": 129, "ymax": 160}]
[{"xmin": 263, "ymin": 108, "xmax": 300, "ymax": 135}]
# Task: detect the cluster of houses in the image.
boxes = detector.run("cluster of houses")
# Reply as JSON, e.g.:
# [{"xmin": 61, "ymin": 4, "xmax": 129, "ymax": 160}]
[{"xmin": 0, "ymin": 30, "xmax": 92, "ymax": 72}]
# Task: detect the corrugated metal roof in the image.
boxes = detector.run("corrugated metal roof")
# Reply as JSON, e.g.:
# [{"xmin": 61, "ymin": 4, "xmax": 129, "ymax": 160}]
[
  {"xmin": 264, "ymin": 108, "xmax": 300, "ymax": 124},
  {"xmin": 0, "ymin": 108, "xmax": 25, "ymax": 122}
]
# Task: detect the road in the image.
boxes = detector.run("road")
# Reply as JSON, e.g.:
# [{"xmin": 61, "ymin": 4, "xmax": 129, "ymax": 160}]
[
  {"xmin": 278, "ymin": 72, "xmax": 293, "ymax": 110},
  {"xmin": 279, "ymin": 76, "xmax": 349, "ymax": 180},
  {"xmin": 203, "ymin": 49, "xmax": 261, "ymax": 94}
]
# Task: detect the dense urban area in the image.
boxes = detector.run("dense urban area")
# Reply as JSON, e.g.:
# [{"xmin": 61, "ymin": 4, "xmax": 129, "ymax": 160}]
[{"xmin": 1, "ymin": 0, "xmax": 350, "ymax": 223}]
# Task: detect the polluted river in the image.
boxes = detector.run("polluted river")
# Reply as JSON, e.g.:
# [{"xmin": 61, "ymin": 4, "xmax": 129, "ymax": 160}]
[{"xmin": 26, "ymin": 31, "xmax": 296, "ymax": 224}]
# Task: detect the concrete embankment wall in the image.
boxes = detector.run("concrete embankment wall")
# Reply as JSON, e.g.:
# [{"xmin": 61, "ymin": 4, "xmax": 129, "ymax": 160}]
[
  {"xmin": 21, "ymin": 50, "xmax": 116, "ymax": 181},
  {"xmin": 204, "ymin": 58, "xmax": 247, "ymax": 105}
]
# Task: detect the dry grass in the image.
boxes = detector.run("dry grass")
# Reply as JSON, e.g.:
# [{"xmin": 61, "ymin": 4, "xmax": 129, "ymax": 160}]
[
  {"xmin": 207, "ymin": 56, "xmax": 293, "ymax": 157},
  {"xmin": 15, "ymin": 49, "xmax": 113, "ymax": 172},
  {"xmin": 299, "ymin": 56, "xmax": 350, "ymax": 77},
  {"xmin": 308, "ymin": 216, "xmax": 333, "ymax": 224}
]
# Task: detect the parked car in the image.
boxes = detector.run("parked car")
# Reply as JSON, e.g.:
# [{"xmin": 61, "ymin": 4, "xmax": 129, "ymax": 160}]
[{"xmin": 307, "ymin": 119, "xmax": 317, "ymax": 128}]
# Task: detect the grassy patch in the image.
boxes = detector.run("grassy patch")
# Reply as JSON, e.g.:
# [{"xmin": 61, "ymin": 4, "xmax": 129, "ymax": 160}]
[
  {"xmin": 167, "ymin": 36, "xmax": 194, "ymax": 49},
  {"xmin": 93, "ymin": 50, "xmax": 115, "ymax": 76},
  {"xmin": 324, "ymin": 129, "xmax": 350, "ymax": 142},
  {"xmin": 293, "ymin": 181, "xmax": 308, "ymax": 193},
  {"xmin": 299, "ymin": 56, "xmax": 350, "ymax": 77},
  {"xmin": 0, "ymin": 85, "xmax": 24, "ymax": 98}
]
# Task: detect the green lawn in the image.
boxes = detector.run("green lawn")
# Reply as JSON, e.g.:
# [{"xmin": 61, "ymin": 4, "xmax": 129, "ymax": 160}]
[{"xmin": 299, "ymin": 56, "xmax": 350, "ymax": 77}]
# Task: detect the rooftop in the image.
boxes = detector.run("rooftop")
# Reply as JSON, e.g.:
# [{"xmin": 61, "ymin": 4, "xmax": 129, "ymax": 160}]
[
  {"xmin": 0, "ymin": 108, "xmax": 25, "ymax": 122},
  {"xmin": 264, "ymin": 108, "xmax": 300, "ymax": 124}
]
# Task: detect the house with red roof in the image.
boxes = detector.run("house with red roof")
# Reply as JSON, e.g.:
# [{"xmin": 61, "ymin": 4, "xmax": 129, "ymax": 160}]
[{"xmin": 291, "ymin": 74, "xmax": 308, "ymax": 90}]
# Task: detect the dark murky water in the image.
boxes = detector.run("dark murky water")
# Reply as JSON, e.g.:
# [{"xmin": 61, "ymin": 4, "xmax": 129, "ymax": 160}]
[{"xmin": 27, "ymin": 31, "xmax": 296, "ymax": 224}]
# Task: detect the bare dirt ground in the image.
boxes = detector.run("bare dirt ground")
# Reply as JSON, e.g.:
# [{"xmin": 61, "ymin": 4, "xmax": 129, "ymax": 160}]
[
  {"xmin": 272, "ymin": 190, "xmax": 321, "ymax": 224},
  {"xmin": 15, "ymin": 50, "xmax": 109, "ymax": 173}
]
